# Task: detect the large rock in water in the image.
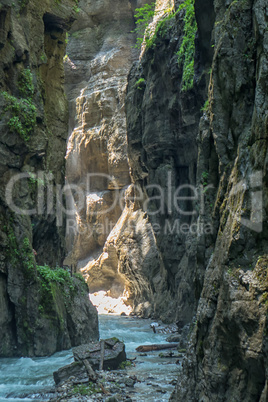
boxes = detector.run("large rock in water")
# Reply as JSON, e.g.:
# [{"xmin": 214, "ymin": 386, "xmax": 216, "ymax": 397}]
[
  {"xmin": 73, "ymin": 338, "xmax": 126, "ymax": 370},
  {"xmin": 53, "ymin": 338, "xmax": 126, "ymax": 386},
  {"xmin": 53, "ymin": 361, "xmax": 86, "ymax": 386}
]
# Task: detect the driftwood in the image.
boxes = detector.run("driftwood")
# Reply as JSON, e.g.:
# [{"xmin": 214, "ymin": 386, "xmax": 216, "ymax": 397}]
[
  {"xmin": 99, "ymin": 383, "xmax": 110, "ymax": 395},
  {"xmin": 136, "ymin": 343, "xmax": 178, "ymax": 352},
  {"xmin": 99, "ymin": 340, "xmax": 105, "ymax": 370},
  {"xmin": 83, "ymin": 359, "xmax": 97, "ymax": 382}
]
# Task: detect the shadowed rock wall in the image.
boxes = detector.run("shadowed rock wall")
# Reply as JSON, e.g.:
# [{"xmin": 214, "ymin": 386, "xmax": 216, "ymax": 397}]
[
  {"xmin": 171, "ymin": 0, "xmax": 268, "ymax": 399},
  {"xmin": 0, "ymin": 0, "xmax": 98, "ymax": 357}
]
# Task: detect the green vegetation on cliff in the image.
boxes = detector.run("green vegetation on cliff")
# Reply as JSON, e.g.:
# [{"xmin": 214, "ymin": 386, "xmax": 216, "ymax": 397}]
[
  {"xmin": 1, "ymin": 68, "xmax": 36, "ymax": 142},
  {"xmin": 176, "ymin": 0, "xmax": 197, "ymax": 91},
  {"xmin": 37, "ymin": 264, "xmax": 75, "ymax": 295},
  {"xmin": 133, "ymin": 2, "xmax": 176, "ymax": 49},
  {"xmin": 4, "ymin": 220, "xmax": 36, "ymax": 277},
  {"xmin": 146, "ymin": 8, "xmax": 178, "ymax": 49},
  {"xmin": 133, "ymin": 0, "xmax": 197, "ymax": 91},
  {"xmin": 133, "ymin": 2, "xmax": 155, "ymax": 48},
  {"xmin": 37, "ymin": 264, "xmax": 88, "ymax": 314}
]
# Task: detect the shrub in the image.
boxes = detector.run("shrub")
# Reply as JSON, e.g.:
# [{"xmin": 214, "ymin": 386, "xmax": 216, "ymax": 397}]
[
  {"xmin": 135, "ymin": 77, "xmax": 146, "ymax": 90},
  {"xmin": 176, "ymin": 0, "xmax": 197, "ymax": 91},
  {"xmin": 1, "ymin": 68, "xmax": 36, "ymax": 142},
  {"xmin": 133, "ymin": 2, "xmax": 156, "ymax": 48},
  {"xmin": 201, "ymin": 99, "xmax": 209, "ymax": 112},
  {"xmin": 133, "ymin": 2, "xmax": 178, "ymax": 49}
]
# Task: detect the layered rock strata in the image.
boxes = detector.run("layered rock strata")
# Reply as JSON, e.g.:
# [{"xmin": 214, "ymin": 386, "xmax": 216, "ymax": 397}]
[{"xmin": 64, "ymin": 0, "xmax": 151, "ymax": 297}]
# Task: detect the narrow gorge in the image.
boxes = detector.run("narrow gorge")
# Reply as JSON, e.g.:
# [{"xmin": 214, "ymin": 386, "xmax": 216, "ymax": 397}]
[{"xmin": 0, "ymin": 0, "xmax": 267, "ymax": 400}]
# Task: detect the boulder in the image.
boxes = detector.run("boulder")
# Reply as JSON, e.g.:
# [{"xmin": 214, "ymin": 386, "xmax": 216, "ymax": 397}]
[
  {"xmin": 53, "ymin": 361, "xmax": 86, "ymax": 386},
  {"xmin": 166, "ymin": 334, "xmax": 181, "ymax": 343},
  {"xmin": 73, "ymin": 338, "xmax": 126, "ymax": 370}
]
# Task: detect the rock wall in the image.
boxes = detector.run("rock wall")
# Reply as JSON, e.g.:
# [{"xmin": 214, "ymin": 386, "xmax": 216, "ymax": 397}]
[
  {"xmin": 65, "ymin": 4, "xmax": 268, "ymax": 399},
  {"xmin": 0, "ymin": 0, "xmax": 98, "ymax": 357},
  {"xmin": 119, "ymin": 0, "xmax": 268, "ymax": 397},
  {"xmin": 64, "ymin": 0, "xmax": 156, "ymax": 297},
  {"xmin": 124, "ymin": 0, "xmax": 205, "ymax": 321},
  {"xmin": 64, "ymin": 0, "xmax": 207, "ymax": 318},
  {"xmin": 171, "ymin": 0, "xmax": 268, "ymax": 399}
]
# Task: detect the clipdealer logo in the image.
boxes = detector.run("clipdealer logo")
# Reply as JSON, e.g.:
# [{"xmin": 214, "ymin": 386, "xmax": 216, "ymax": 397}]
[{"xmin": 5, "ymin": 170, "xmax": 263, "ymax": 235}]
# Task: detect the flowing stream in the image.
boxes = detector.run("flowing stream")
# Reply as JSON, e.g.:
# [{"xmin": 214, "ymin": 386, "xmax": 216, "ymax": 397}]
[{"xmin": 0, "ymin": 314, "xmax": 180, "ymax": 401}]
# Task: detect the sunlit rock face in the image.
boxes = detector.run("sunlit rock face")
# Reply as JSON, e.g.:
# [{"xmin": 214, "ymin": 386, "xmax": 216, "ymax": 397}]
[
  {"xmin": 64, "ymin": 0, "xmax": 136, "ymax": 269},
  {"xmin": 89, "ymin": 290, "xmax": 132, "ymax": 315},
  {"xmin": 64, "ymin": 0, "xmax": 164, "ymax": 301},
  {"xmin": 64, "ymin": 0, "xmax": 195, "ymax": 319}
]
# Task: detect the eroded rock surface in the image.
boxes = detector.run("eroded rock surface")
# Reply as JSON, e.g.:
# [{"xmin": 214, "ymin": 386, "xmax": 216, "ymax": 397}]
[
  {"xmin": 64, "ymin": 0, "xmax": 191, "ymax": 316},
  {"xmin": 64, "ymin": 0, "xmax": 136, "ymax": 279},
  {"xmin": 64, "ymin": 0, "xmax": 268, "ymax": 397},
  {"xmin": 171, "ymin": 0, "xmax": 268, "ymax": 399},
  {"xmin": 0, "ymin": 0, "xmax": 98, "ymax": 357}
]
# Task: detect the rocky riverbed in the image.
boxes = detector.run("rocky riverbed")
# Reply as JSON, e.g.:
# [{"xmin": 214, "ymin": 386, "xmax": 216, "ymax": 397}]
[
  {"xmin": 50, "ymin": 315, "xmax": 184, "ymax": 401},
  {"xmin": 0, "ymin": 315, "xmax": 185, "ymax": 402}
]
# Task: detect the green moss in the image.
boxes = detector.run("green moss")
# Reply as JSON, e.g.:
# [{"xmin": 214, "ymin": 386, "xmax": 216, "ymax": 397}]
[
  {"xmin": 37, "ymin": 265, "xmax": 75, "ymax": 294},
  {"xmin": 201, "ymin": 171, "xmax": 209, "ymax": 183},
  {"xmin": 18, "ymin": 0, "xmax": 29, "ymax": 11},
  {"xmin": 176, "ymin": 0, "xmax": 197, "ymax": 91},
  {"xmin": 4, "ymin": 222, "xmax": 35, "ymax": 277},
  {"xmin": 133, "ymin": 2, "xmax": 179, "ymax": 49},
  {"xmin": 135, "ymin": 77, "xmax": 146, "ymax": 90},
  {"xmin": 4, "ymin": 224, "xmax": 19, "ymax": 266},
  {"xmin": 40, "ymin": 53, "xmax": 47, "ymax": 63},
  {"xmin": 145, "ymin": 9, "xmax": 178, "ymax": 49},
  {"xmin": 27, "ymin": 172, "xmax": 45, "ymax": 193},
  {"xmin": 21, "ymin": 237, "xmax": 35, "ymax": 275},
  {"xmin": 133, "ymin": 0, "xmax": 197, "ymax": 90},
  {"xmin": 37, "ymin": 265, "xmax": 82, "ymax": 314},
  {"xmin": 18, "ymin": 68, "xmax": 34, "ymax": 99},
  {"xmin": 110, "ymin": 337, "xmax": 119, "ymax": 343}
]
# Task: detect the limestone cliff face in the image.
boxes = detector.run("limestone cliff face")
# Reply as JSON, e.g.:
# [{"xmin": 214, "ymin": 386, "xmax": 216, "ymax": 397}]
[
  {"xmin": 64, "ymin": 0, "xmax": 151, "ymax": 297},
  {"xmin": 0, "ymin": 0, "xmax": 98, "ymax": 357}
]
